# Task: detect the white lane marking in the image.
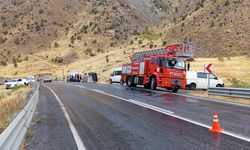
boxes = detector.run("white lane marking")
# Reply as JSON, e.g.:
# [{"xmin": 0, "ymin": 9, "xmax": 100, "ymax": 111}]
[
  {"xmin": 92, "ymin": 89, "xmax": 106, "ymax": 94},
  {"xmin": 173, "ymin": 93, "xmax": 250, "ymax": 108},
  {"xmin": 45, "ymin": 85, "xmax": 87, "ymax": 150},
  {"xmin": 223, "ymin": 131, "xmax": 250, "ymax": 143},
  {"xmin": 74, "ymin": 84, "xmax": 250, "ymax": 143},
  {"xmin": 143, "ymin": 87, "xmax": 250, "ymax": 108},
  {"xmin": 74, "ymin": 85, "xmax": 174, "ymax": 115},
  {"xmin": 128, "ymin": 99, "xmax": 174, "ymax": 115}
]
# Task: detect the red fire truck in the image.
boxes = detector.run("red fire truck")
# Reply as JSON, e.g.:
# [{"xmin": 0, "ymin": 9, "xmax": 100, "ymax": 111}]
[{"xmin": 120, "ymin": 43, "xmax": 193, "ymax": 92}]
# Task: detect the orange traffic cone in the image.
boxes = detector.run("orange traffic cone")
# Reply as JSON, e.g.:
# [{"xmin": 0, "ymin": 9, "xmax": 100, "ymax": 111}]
[{"xmin": 209, "ymin": 112, "xmax": 224, "ymax": 133}]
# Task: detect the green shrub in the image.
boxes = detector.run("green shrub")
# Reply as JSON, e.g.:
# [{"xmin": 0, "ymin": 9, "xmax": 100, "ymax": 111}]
[
  {"xmin": 52, "ymin": 57, "xmax": 64, "ymax": 63},
  {"xmin": 0, "ymin": 60, "xmax": 7, "ymax": 66},
  {"xmin": 162, "ymin": 41, "xmax": 167, "ymax": 46},
  {"xmin": 228, "ymin": 78, "xmax": 240, "ymax": 88},
  {"xmin": 149, "ymin": 43, "xmax": 154, "ymax": 49},
  {"xmin": 106, "ymin": 55, "xmax": 109, "ymax": 63},
  {"xmin": 14, "ymin": 38, "xmax": 20, "ymax": 45},
  {"xmin": 130, "ymin": 40, "xmax": 134, "ymax": 45},
  {"xmin": 224, "ymin": 0, "xmax": 230, "ymax": 6},
  {"xmin": 0, "ymin": 36, "xmax": 7, "ymax": 44},
  {"xmin": 54, "ymin": 42, "xmax": 59, "ymax": 48},
  {"xmin": 218, "ymin": 57, "xmax": 224, "ymax": 62},
  {"xmin": 39, "ymin": 9, "xmax": 44, "ymax": 14}
]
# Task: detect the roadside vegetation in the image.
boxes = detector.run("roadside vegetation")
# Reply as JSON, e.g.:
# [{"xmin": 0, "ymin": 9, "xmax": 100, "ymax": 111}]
[
  {"xmin": 141, "ymin": 30, "xmax": 162, "ymax": 41},
  {"xmin": 0, "ymin": 85, "xmax": 32, "ymax": 133},
  {"xmin": 189, "ymin": 57, "xmax": 250, "ymax": 88}
]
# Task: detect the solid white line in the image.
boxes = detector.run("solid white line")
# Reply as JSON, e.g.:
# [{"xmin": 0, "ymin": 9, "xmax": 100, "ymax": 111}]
[
  {"xmin": 92, "ymin": 89, "xmax": 106, "ymax": 94},
  {"xmin": 45, "ymin": 85, "xmax": 87, "ymax": 150},
  {"xmin": 74, "ymin": 85, "xmax": 174, "ymax": 115},
  {"xmin": 136, "ymin": 87, "xmax": 250, "ymax": 108},
  {"xmin": 74, "ymin": 84, "xmax": 250, "ymax": 143},
  {"xmin": 173, "ymin": 93, "xmax": 250, "ymax": 108},
  {"xmin": 128, "ymin": 99, "xmax": 174, "ymax": 115}
]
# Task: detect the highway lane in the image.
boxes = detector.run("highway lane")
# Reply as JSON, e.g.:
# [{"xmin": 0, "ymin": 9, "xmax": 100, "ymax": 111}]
[
  {"xmin": 27, "ymin": 83, "xmax": 250, "ymax": 149},
  {"xmin": 70, "ymin": 82, "xmax": 250, "ymax": 139},
  {"xmin": 25, "ymin": 85, "xmax": 78, "ymax": 150}
]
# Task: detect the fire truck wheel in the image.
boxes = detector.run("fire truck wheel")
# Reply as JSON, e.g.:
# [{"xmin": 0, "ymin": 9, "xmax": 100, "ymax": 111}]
[
  {"xmin": 144, "ymin": 84, "xmax": 150, "ymax": 89},
  {"xmin": 150, "ymin": 77, "xmax": 157, "ymax": 90},
  {"xmin": 127, "ymin": 76, "xmax": 133, "ymax": 87},
  {"xmin": 172, "ymin": 87, "xmax": 179, "ymax": 93}
]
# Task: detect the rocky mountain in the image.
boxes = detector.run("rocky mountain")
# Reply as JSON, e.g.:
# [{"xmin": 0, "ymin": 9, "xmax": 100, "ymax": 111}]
[{"xmin": 0, "ymin": 0, "xmax": 249, "ymax": 76}]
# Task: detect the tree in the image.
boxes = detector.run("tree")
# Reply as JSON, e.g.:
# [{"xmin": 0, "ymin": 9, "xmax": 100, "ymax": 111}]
[
  {"xmin": 224, "ymin": 0, "xmax": 230, "ymax": 6},
  {"xmin": 210, "ymin": 21, "xmax": 215, "ymax": 28},
  {"xmin": 106, "ymin": 55, "xmax": 109, "ymax": 63},
  {"xmin": 138, "ymin": 40, "xmax": 143, "ymax": 44},
  {"xmin": 0, "ymin": 36, "xmax": 7, "ymax": 44},
  {"xmin": 54, "ymin": 42, "xmax": 59, "ymax": 48},
  {"xmin": 149, "ymin": 43, "xmax": 154, "ymax": 49},
  {"xmin": 162, "ymin": 41, "xmax": 167, "ymax": 46},
  {"xmin": 14, "ymin": 38, "xmax": 20, "ymax": 45},
  {"xmin": 35, "ymin": 25, "xmax": 41, "ymax": 31},
  {"xmin": 130, "ymin": 40, "xmax": 134, "ymax": 45}
]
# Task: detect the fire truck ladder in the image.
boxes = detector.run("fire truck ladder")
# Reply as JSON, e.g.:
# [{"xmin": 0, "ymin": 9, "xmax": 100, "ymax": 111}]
[{"xmin": 132, "ymin": 43, "xmax": 194, "ymax": 61}]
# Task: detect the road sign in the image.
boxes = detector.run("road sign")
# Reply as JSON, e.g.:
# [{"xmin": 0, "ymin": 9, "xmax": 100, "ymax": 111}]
[
  {"xmin": 204, "ymin": 63, "xmax": 213, "ymax": 88},
  {"xmin": 205, "ymin": 63, "xmax": 213, "ymax": 74}
]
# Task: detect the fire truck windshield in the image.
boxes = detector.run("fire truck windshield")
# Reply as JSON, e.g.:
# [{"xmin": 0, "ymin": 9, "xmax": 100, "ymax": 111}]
[{"xmin": 165, "ymin": 58, "xmax": 186, "ymax": 70}]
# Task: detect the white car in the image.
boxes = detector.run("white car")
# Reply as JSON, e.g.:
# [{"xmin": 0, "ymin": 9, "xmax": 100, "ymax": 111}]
[
  {"xmin": 186, "ymin": 71, "xmax": 224, "ymax": 90},
  {"xmin": 4, "ymin": 78, "xmax": 28, "ymax": 89},
  {"xmin": 110, "ymin": 68, "xmax": 122, "ymax": 84},
  {"xmin": 27, "ymin": 76, "xmax": 36, "ymax": 84}
]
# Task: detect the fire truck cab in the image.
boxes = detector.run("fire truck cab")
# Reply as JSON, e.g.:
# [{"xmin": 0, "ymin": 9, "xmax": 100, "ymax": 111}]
[{"xmin": 121, "ymin": 43, "xmax": 193, "ymax": 92}]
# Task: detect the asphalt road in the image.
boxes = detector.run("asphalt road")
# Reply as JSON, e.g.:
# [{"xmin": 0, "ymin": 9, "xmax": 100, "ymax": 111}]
[
  {"xmin": 26, "ymin": 82, "xmax": 250, "ymax": 150},
  {"xmin": 72, "ymin": 82, "xmax": 250, "ymax": 138}
]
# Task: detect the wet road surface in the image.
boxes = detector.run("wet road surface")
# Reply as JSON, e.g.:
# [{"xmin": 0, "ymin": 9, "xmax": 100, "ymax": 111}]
[
  {"xmin": 26, "ymin": 82, "xmax": 250, "ymax": 150},
  {"xmin": 72, "ymin": 82, "xmax": 250, "ymax": 139}
]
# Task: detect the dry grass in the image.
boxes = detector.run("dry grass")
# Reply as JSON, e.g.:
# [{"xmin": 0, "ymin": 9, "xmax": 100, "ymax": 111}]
[
  {"xmin": 0, "ymin": 85, "xmax": 32, "ymax": 133},
  {"xmin": 0, "ymin": 43, "xmax": 250, "ymax": 86},
  {"xmin": 189, "ymin": 57, "xmax": 250, "ymax": 87}
]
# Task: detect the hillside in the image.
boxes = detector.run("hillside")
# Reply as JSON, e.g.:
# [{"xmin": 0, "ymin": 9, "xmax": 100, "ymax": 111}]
[{"xmin": 0, "ymin": 0, "xmax": 249, "ymax": 83}]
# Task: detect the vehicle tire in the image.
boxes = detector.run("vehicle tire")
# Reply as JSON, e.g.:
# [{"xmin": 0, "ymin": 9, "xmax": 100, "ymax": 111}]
[
  {"xmin": 172, "ymin": 87, "xmax": 179, "ymax": 93},
  {"xmin": 110, "ymin": 79, "xmax": 113, "ymax": 84},
  {"xmin": 167, "ymin": 87, "xmax": 173, "ymax": 91},
  {"xmin": 150, "ymin": 77, "xmax": 157, "ymax": 90},
  {"xmin": 189, "ymin": 83, "xmax": 196, "ymax": 90},
  {"xmin": 127, "ymin": 76, "xmax": 133, "ymax": 87},
  {"xmin": 144, "ymin": 84, "xmax": 150, "ymax": 89},
  {"xmin": 216, "ymin": 84, "xmax": 223, "ymax": 87}
]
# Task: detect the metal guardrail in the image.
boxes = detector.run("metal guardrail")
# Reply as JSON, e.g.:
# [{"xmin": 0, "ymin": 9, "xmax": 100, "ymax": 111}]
[
  {"xmin": 208, "ymin": 87, "xmax": 250, "ymax": 99},
  {"xmin": 0, "ymin": 83, "xmax": 40, "ymax": 150}
]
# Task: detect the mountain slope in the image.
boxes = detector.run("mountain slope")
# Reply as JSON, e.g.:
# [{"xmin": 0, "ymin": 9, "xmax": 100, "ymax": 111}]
[{"xmin": 0, "ymin": 0, "xmax": 249, "ymax": 79}]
